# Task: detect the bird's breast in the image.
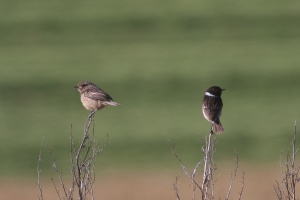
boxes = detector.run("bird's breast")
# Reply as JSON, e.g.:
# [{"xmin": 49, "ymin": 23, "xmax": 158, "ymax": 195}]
[{"xmin": 80, "ymin": 95, "xmax": 104, "ymax": 111}]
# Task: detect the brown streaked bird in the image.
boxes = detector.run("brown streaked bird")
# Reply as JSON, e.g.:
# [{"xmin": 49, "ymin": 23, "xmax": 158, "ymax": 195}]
[
  {"xmin": 202, "ymin": 86, "xmax": 225, "ymax": 134},
  {"xmin": 75, "ymin": 81, "xmax": 120, "ymax": 117}
]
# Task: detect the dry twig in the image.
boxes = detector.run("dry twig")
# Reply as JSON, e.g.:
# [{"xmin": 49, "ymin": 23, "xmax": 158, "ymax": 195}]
[
  {"xmin": 37, "ymin": 147, "xmax": 44, "ymax": 200},
  {"xmin": 226, "ymin": 153, "xmax": 239, "ymax": 200},
  {"xmin": 201, "ymin": 132, "xmax": 216, "ymax": 200},
  {"xmin": 238, "ymin": 171, "xmax": 245, "ymax": 200},
  {"xmin": 170, "ymin": 131, "xmax": 244, "ymax": 200},
  {"xmin": 274, "ymin": 121, "xmax": 300, "ymax": 200},
  {"xmin": 173, "ymin": 175, "xmax": 181, "ymax": 200},
  {"xmin": 37, "ymin": 112, "xmax": 108, "ymax": 200}
]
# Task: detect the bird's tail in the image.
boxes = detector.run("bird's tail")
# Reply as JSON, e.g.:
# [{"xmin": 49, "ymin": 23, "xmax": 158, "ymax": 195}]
[
  {"xmin": 104, "ymin": 101, "xmax": 121, "ymax": 107},
  {"xmin": 213, "ymin": 121, "xmax": 224, "ymax": 134}
]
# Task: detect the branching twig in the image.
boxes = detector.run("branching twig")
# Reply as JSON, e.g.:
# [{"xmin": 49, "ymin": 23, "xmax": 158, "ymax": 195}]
[
  {"xmin": 291, "ymin": 121, "xmax": 297, "ymax": 200},
  {"xmin": 201, "ymin": 132, "xmax": 216, "ymax": 200},
  {"xmin": 51, "ymin": 177, "xmax": 63, "ymax": 200},
  {"xmin": 45, "ymin": 144, "xmax": 69, "ymax": 200},
  {"xmin": 75, "ymin": 114, "xmax": 95, "ymax": 199},
  {"xmin": 274, "ymin": 120, "xmax": 299, "ymax": 200},
  {"xmin": 38, "ymin": 111, "xmax": 109, "ymax": 200},
  {"xmin": 275, "ymin": 180, "xmax": 283, "ymax": 200},
  {"xmin": 169, "ymin": 139, "xmax": 202, "ymax": 191},
  {"xmin": 170, "ymin": 131, "xmax": 244, "ymax": 200},
  {"xmin": 192, "ymin": 161, "xmax": 202, "ymax": 199}
]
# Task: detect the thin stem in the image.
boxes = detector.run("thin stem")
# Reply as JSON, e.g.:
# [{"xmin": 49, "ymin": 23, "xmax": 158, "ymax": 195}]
[
  {"xmin": 192, "ymin": 161, "xmax": 202, "ymax": 200},
  {"xmin": 45, "ymin": 145, "xmax": 68, "ymax": 199},
  {"xmin": 202, "ymin": 132, "xmax": 213, "ymax": 189},
  {"xmin": 226, "ymin": 153, "xmax": 239, "ymax": 200},
  {"xmin": 69, "ymin": 125, "xmax": 76, "ymax": 199},
  {"xmin": 291, "ymin": 121, "xmax": 297, "ymax": 200},
  {"xmin": 75, "ymin": 112, "xmax": 95, "ymax": 200},
  {"xmin": 201, "ymin": 132, "xmax": 214, "ymax": 200},
  {"xmin": 168, "ymin": 139, "xmax": 202, "ymax": 191},
  {"xmin": 37, "ymin": 147, "xmax": 44, "ymax": 200},
  {"xmin": 173, "ymin": 176, "xmax": 181, "ymax": 200},
  {"xmin": 238, "ymin": 172, "xmax": 245, "ymax": 200}
]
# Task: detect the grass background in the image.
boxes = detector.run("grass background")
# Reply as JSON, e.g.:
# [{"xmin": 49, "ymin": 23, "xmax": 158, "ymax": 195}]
[{"xmin": 0, "ymin": 0, "xmax": 300, "ymax": 177}]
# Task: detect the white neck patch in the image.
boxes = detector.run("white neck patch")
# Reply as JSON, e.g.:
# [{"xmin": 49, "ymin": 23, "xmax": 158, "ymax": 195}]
[{"xmin": 205, "ymin": 92, "xmax": 216, "ymax": 97}]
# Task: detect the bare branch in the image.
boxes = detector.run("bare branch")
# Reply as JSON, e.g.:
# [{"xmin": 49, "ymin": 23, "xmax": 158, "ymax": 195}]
[
  {"xmin": 37, "ymin": 146, "xmax": 44, "ymax": 200},
  {"xmin": 291, "ymin": 121, "xmax": 297, "ymax": 200},
  {"xmin": 201, "ymin": 132, "xmax": 217, "ymax": 200},
  {"xmin": 69, "ymin": 125, "xmax": 76, "ymax": 199},
  {"xmin": 38, "ymin": 111, "xmax": 108, "ymax": 200},
  {"xmin": 45, "ymin": 144, "xmax": 69, "ymax": 199},
  {"xmin": 238, "ymin": 172, "xmax": 245, "ymax": 200},
  {"xmin": 274, "ymin": 180, "xmax": 283, "ymax": 200},
  {"xmin": 51, "ymin": 177, "xmax": 63, "ymax": 200},
  {"xmin": 274, "ymin": 120, "xmax": 299, "ymax": 200},
  {"xmin": 173, "ymin": 175, "xmax": 181, "ymax": 200},
  {"xmin": 75, "ymin": 114, "xmax": 95, "ymax": 199},
  {"xmin": 169, "ymin": 139, "xmax": 202, "ymax": 191},
  {"xmin": 202, "ymin": 133, "xmax": 213, "ymax": 190},
  {"xmin": 170, "ymin": 132, "xmax": 244, "ymax": 200},
  {"xmin": 192, "ymin": 161, "xmax": 202, "ymax": 200},
  {"xmin": 225, "ymin": 153, "xmax": 239, "ymax": 200}
]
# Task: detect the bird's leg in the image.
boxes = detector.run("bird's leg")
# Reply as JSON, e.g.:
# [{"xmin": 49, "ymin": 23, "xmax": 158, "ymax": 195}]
[
  {"xmin": 210, "ymin": 123, "xmax": 214, "ymax": 134},
  {"xmin": 88, "ymin": 109, "xmax": 97, "ymax": 119}
]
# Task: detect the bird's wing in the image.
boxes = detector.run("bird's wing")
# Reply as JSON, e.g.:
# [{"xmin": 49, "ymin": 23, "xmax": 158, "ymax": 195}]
[
  {"xmin": 211, "ymin": 97, "xmax": 223, "ymax": 119},
  {"xmin": 85, "ymin": 90, "xmax": 113, "ymax": 102},
  {"xmin": 212, "ymin": 98, "xmax": 223, "ymax": 109}
]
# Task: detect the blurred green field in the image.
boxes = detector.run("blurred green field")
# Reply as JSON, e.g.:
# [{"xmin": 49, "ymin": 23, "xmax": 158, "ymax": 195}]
[{"xmin": 0, "ymin": 0, "xmax": 300, "ymax": 176}]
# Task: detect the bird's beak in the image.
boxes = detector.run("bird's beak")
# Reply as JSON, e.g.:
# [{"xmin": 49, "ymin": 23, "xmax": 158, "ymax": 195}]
[
  {"xmin": 74, "ymin": 86, "xmax": 78, "ymax": 88},
  {"xmin": 222, "ymin": 89, "xmax": 226, "ymax": 91}
]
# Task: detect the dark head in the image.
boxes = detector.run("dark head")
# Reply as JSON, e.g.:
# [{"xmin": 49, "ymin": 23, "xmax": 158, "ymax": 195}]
[{"xmin": 206, "ymin": 86, "xmax": 225, "ymax": 97}]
